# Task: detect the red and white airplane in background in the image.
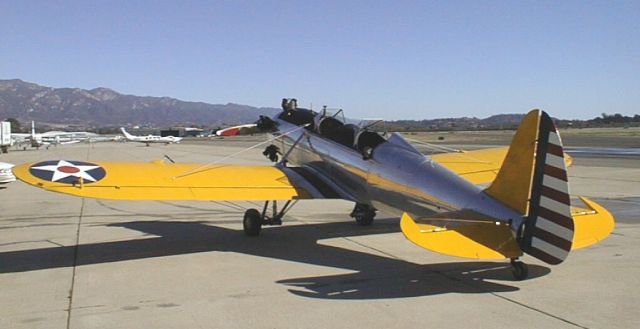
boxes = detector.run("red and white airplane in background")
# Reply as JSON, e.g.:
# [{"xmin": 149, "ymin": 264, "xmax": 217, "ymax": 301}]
[{"xmin": 215, "ymin": 124, "xmax": 260, "ymax": 136}]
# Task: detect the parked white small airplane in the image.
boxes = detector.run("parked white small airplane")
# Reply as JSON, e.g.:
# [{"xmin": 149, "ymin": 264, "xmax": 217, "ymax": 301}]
[
  {"xmin": 12, "ymin": 121, "xmax": 87, "ymax": 149},
  {"xmin": 120, "ymin": 128, "xmax": 182, "ymax": 146}
]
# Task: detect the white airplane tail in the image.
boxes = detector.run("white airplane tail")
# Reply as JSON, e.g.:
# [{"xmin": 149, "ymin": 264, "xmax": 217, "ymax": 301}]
[
  {"xmin": 120, "ymin": 127, "xmax": 135, "ymax": 140},
  {"xmin": 30, "ymin": 121, "xmax": 43, "ymax": 147}
]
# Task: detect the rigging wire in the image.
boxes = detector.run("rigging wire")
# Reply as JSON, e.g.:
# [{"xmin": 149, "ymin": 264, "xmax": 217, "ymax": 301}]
[
  {"xmin": 173, "ymin": 123, "xmax": 310, "ymax": 179},
  {"xmin": 402, "ymin": 136, "xmax": 463, "ymax": 153},
  {"xmin": 403, "ymin": 136, "xmax": 494, "ymax": 164}
]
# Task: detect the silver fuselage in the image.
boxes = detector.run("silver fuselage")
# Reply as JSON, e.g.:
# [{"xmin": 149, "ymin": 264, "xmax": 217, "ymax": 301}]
[{"xmin": 271, "ymin": 114, "xmax": 525, "ymax": 232}]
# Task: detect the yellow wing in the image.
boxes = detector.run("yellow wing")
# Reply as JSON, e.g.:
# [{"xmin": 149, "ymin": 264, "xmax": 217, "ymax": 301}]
[
  {"xmin": 12, "ymin": 160, "xmax": 341, "ymax": 201},
  {"xmin": 431, "ymin": 147, "xmax": 573, "ymax": 185}
]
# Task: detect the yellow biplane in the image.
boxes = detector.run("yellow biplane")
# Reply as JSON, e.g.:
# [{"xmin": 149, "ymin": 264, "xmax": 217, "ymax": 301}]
[{"xmin": 13, "ymin": 99, "xmax": 614, "ymax": 280}]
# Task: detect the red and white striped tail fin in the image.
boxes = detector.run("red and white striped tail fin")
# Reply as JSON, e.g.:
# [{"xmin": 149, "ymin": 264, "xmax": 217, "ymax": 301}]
[{"xmin": 521, "ymin": 112, "xmax": 574, "ymax": 264}]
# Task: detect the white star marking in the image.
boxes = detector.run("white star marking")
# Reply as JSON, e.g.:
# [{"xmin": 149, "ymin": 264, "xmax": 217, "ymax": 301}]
[{"xmin": 31, "ymin": 160, "xmax": 101, "ymax": 182}]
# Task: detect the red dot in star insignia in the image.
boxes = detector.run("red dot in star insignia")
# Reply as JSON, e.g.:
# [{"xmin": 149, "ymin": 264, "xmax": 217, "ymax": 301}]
[{"xmin": 58, "ymin": 166, "xmax": 80, "ymax": 174}]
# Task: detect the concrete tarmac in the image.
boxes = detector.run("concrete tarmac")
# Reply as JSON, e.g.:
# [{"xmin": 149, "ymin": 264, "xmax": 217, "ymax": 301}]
[{"xmin": 0, "ymin": 140, "xmax": 638, "ymax": 329}]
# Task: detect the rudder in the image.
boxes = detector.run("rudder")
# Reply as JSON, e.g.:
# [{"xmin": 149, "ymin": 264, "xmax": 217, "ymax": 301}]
[
  {"xmin": 485, "ymin": 110, "xmax": 574, "ymax": 265},
  {"xmin": 522, "ymin": 111, "xmax": 574, "ymax": 264}
]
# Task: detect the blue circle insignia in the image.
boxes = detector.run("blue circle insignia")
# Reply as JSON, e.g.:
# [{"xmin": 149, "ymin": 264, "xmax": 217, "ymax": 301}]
[{"xmin": 29, "ymin": 160, "xmax": 106, "ymax": 184}]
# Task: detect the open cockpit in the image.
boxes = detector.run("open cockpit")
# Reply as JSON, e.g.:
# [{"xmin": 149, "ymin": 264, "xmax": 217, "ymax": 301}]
[{"xmin": 277, "ymin": 98, "xmax": 387, "ymax": 159}]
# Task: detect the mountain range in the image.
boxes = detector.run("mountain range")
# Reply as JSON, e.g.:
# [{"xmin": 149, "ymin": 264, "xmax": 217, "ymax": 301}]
[
  {"xmin": 388, "ymin": 114, "xmax": 528, "ymax": 131},
  {"xmin": 0, "ymin": 79, "xmax": 279, "ymax": 127},
  {"xmin": 3, "ymin": 79, "xmax": 635, "ymax": 131}
]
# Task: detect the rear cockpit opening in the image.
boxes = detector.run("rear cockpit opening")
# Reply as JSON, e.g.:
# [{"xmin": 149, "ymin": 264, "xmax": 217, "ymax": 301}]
[
  {"xmin": 356, "ymin": 131, "xmax": 386, "ymax": 159},
  {"xmin": 317, "ymin": 116, "xmax": 358, "ymax": 147},
  {"xmin": 315, "ymin": 106, "xmax": 388, "ymax": 158}
]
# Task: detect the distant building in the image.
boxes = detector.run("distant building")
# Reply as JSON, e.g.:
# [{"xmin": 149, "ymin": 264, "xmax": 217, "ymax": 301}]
[
  {"xmin": 160, "ymin": 129, "xmax": 180, "ymax": 138},
  {"xmin": 161, "ymin": 127, "xmax": 204, "ymax": 137}
]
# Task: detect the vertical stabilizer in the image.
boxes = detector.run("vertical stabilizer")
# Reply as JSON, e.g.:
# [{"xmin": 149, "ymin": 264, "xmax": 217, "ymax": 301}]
[
  {"xmin": 485, "ymin": 111, "xmax": 539, "ymax": 215},
  {"xmin": 30, "ymin": 121, "xmax": 42, "ymax": 147},
  {"xmin": 120, "ymin": 127, "xmax": 134, "ymax": 140},
  {"xmin": 485, "ymin": 110, "xmax": 574, "ymax": 265}
]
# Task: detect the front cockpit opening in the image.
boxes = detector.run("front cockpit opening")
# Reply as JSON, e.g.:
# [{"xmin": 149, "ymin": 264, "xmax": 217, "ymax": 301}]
[{"xmin": 278, "ymin": 98, "xmax": 316, "ymax": 129}]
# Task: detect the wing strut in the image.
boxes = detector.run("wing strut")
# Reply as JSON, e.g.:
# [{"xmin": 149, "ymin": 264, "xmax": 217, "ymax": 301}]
[{"xmin": 277, "ymin": 130, "xmax": 306, "ymax": 166}]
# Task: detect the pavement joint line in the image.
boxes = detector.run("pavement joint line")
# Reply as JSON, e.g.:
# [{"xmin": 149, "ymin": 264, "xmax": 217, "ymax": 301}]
[
  {"xmin": 95, "ymin": 200, "xmax": 236, "ymax": 218},
  {"xmin": 156, "ymin": 200, "xmax": 242, "ymax": 213},
  {"xmin": 342, "ymin": 236, "xmax": 403, "ymax": 261},
  {"xmin": 46, "ymin": 239, "xmax": 66, "ymax": 247},
  {"xmin": 603, "ymin": 198, "xmax": 640, "ymax": 205},
  {"xmin": 488, "ymin": 293, "xmax": 589, "ymax": 329},
  {"xmin": 215, "ymin": 200, "xmax": 250, "ymax": 212},
  {"xmin": 294, "ymin": 215, "xmax": 400, "ymax": 256},
  {"xmin": 0, "ymin": 239, "xmax": 62, "ymax": 247},
  {"xmin": 66, "ymin": 197, "xmax": 85, "ymax": 329},
  {"xmin": 0, "ymin": 223, "xmax": 78, "ymax": 231},
  {"xmin": 571, "ymin": 176, "xmax": 640, "ymax": 183},
  {"xmin": 1, "ymin": 214, "xmax": 83, "ymax": 222},
  {"xmin": 94, "ymin": 200, "xmax": 138, "ymax": 214},
  {"xmin": 430, "ymin": 268, "xmax": 591, "ymax": 329}
]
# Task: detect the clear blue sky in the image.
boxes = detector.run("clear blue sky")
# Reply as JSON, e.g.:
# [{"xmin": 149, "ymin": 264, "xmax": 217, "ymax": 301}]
[{"xmin": 1, "ymin": 1, "xmax": 638, "ymax": 120}]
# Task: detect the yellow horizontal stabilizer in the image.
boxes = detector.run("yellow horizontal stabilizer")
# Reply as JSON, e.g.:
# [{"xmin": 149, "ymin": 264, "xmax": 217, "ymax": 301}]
[
  {"xmin": 431, "ymin": 148, "xmax": 573, "ymax": 186},
  {"xmin": 431, "ymin": 147, "xmax": 507, "ymax": 185},
  {"xmin": 400, "ymin": 212, "xmax": 522, "ymax": 260},
  {"xmin": 13, "ymin": 160, "xmax": 313, "ymax": 201},
  {"xmin": 571, "ymin": 197, "xmax": 615, "ymax": 250}
]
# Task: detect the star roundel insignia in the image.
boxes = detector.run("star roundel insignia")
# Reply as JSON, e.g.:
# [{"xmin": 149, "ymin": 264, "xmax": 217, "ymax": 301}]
[{"xmin": 29, "ymin": 160, "xmax": 106, "ymax": 184}]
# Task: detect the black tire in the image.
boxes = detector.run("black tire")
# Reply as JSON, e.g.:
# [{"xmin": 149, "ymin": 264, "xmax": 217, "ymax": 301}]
[
  {"xmin": 243, "ymin": 209, "xmax": 262, "ymax": 236},
  {"xmin": 511, "ymin": 261, "xmax": 529, "ymax": 281},
  {"xmin": 355, "ymin": 210, "xmax": 375, "ymax": 226}
]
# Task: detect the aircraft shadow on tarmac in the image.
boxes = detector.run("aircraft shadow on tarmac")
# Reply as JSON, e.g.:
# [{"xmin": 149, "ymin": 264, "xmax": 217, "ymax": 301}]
[{"xmin": 0, "ymin": 218, "xmax": 550, "ymax": 299}]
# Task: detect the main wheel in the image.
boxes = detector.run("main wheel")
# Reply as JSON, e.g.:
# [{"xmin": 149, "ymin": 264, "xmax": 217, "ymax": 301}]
[
  {"xmin": 243, "ymin": 209, "xmax": 262, "ymax": 236},
  {"xmin": 351, "ymin": 204, "xmax": 375, "ymax": 226},
  {"xmin": 511, "ymin": 260, "xmax": 529, "ymax": 280}
]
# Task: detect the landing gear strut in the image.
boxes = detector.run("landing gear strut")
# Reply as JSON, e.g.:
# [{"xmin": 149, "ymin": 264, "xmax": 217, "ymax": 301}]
[
  {"xmin": 350, "ymin": 203, "xmax": 376, "ymax": 226},
  {"xmin": 510, "ymin": 258, "xmax": 529, "ymax": 280},
  {"xmin": 243, "ymin": 200, "xmax": 297, "ymax": 236}
]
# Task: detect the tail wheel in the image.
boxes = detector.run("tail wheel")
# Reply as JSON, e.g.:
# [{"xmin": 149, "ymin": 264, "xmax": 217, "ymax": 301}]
[
  {"xmin": 243, "ymin": 209, "xmax": 262, "ymax": 236},
  {"xmin": 511, "ymin": 259, "xmax": 529, "ymax": 280}
]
